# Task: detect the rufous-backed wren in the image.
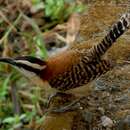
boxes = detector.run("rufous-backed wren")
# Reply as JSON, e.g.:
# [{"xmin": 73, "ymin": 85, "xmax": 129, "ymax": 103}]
[{"xmin": 0, "ymin": 13, "xmax": 130, "ymax": 112}]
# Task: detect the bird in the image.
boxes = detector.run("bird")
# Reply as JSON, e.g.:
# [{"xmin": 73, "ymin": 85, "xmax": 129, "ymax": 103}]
[{"xmin": 0, "ymin": 12, "xmax": 130, "ymax": 112}]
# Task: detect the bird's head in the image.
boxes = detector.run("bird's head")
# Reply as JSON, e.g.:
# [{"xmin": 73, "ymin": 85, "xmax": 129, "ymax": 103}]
[{"xmin": 0, "ymin": 56, "xmax": 47, "ymax": 79}]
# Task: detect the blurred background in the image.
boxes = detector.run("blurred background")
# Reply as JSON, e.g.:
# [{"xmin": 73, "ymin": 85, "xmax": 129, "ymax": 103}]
[{"xmin": 0, "ymin": 0, "xmax": 130, "ymax": 130}]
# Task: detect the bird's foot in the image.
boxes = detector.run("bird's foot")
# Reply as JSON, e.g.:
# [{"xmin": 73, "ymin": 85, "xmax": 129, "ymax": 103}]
[
  {"xmin": 48, "ymin": 96, "xmax": 86, "ymax": 113},
  {"xmin": 47, "ymin": 92, "xmax": 74, "ymax": 108}
]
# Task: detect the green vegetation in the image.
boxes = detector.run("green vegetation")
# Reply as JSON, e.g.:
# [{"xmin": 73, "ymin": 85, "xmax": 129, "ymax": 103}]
[
  {"xmin": 0, "ymin": 0, "xmax": 86, "ymax": 129},
  {"xmin": 33, "ymin": 0, "xmax": 85, "ymax": 21}
]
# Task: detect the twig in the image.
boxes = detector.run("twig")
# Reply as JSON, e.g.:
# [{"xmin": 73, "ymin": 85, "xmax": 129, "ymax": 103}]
[
  {"xmin": 0, "ymin": 10, "xmax": 17, "ymax": 31},
  {"xmin": 10, "ymin": 83, "xmax": 21, "ymax": 130},
  {"xmin": 123, "ymin": 60, "xmax": 130, "ymax": 64},
  {"xmin": 0, "ymin": 13, "xmax": 22, "ymax": 44},
  {"xmin": 10, "ymin": 84, "xmax": 21, "ymax": 115},
  {"xmin": 20, "ymin": 11, "xmax": 48, "ymax": 58}
]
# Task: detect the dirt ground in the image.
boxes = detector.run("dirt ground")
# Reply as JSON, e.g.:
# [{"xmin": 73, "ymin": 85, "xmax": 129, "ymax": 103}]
[
  {"xmin": 38, "ymin": 1, "xmax": 130, "ymax": 130},
  {"xmin": 75, "ymin": 1, "xmax": 130, "ymax": 130},
  {"xmin": 1, "ymin": 0, "xmax": 130, "ymax": 130}
]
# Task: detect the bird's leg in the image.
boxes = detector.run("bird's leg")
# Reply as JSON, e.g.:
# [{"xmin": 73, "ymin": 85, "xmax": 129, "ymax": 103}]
[
  {"xmin": 48, "ymin": 96, "xmax": 86, "ymax": 113},
  {"xmin": 47, "ymin": 91, "xmax": 74, "ymax": 108}
]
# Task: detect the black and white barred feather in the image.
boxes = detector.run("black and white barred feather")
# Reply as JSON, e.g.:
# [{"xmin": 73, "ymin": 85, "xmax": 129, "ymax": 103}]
[
  {"xmin": 90, "ymin": 13, "xmax": 130, "ymax": 58},
  {"xmin": 49, "ymin": 13, "xmax": 130, "ymax": 91},
  {"xmin": 0, "ymin": 12, "xmax": 129, "ymax": 91}
]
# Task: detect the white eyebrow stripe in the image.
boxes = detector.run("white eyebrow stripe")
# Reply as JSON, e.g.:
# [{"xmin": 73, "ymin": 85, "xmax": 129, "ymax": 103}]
[{"xmin": 15, "ymin": 60, "xmax": 46, "ymax": 70}]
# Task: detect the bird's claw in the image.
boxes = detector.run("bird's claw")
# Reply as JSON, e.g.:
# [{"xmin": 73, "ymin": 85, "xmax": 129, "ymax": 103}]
[
  {"xmin": 47, "ymin": 92, "xmax": 74, "ymax": 108},
  {"xmin": 48, "ymin": 97, "xmax": 85, "ymax": 113}
]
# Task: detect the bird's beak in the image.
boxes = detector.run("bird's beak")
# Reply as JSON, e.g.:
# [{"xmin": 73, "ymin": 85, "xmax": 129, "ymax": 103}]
[{"xmin": 0, "ymin": 58, "xmax": 16, "ymax": 66}]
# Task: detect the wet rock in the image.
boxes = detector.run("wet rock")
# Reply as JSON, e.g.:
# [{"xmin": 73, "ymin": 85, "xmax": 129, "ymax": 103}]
[
  {"xmin": 95, "ymin": 78, "xmax": 121, "ymax": 92},
  {"xmin": 94, "ymin": 79, "xmax": 107, "ymax": 91},
  {"xmin": 101, "ymin": 116, "xmax": 113, "ymax": 128}
]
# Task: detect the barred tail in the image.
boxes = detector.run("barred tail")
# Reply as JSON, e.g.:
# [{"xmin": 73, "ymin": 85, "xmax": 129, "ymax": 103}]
[{"xmin": 90, "ymin": 13, "xmax": 130, "ymax": 58}]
